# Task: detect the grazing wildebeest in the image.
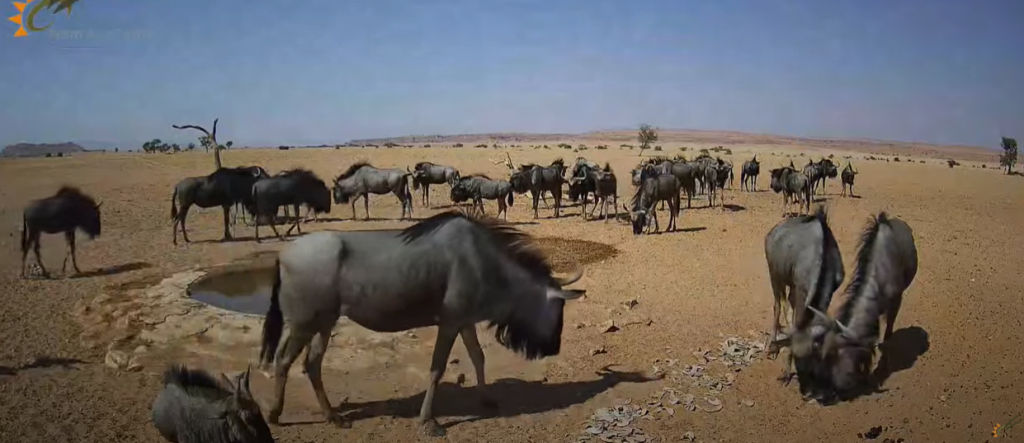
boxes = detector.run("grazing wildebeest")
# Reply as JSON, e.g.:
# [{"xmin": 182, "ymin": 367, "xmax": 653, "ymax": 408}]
[
  {"xmin": 741, "ymin": 156, "xmax": 761, "ymax": 192},
  {"xmin": 332, "ymin": 162, "xmax": 413, "ymax": 220},
  {"xmin": 450, "ymin": 174, "xmax": 514, "ymax": 220},
  {"xmin": 764, "ymin": 206, "xmax": 845, "ymax": 397},
  {"xmin": 171, "ymin": 166, "xmax": 270, "ymax": 245},
  {"xmin": 805, "ymin": 212, "xmax": 918, "ymax": 401},
  {"xmin": 509, "ymin": 160, "xmax": 566, "ymax": 219},
  {"xmin": 411, "ymin": 161, "xmax": 461, "ymax": 207},
  {"xmin": 570, "ymin": 163, "xmax": 618, "ymax": 220},
  {"xmin": 841, "ymin": 162, "xmax": 858, "ymax": 197},
  {"xmin": 770, "ymin": 166, "xmax": 811, "ymax": 216},
  {"xmin": 20, "ymin": 186, "xmax": 102, "ymax": 278},
  {"xmin": 252, "ymin": 169, "xmax": 332, "ymax": 242},
  {"xmin": 257, "ymin": 211, "xmax": 586, "ymax": 436},
  {"xmin": 653, "ymin": 159, "xmax": 698, "ymax": 209},
  {"xmin": 151, "ymin": 365, "xmax": 274, "ymax": 443},
  {"xmin": 625, "ymin": 165, "xmax": 681, "ymax": 235}
]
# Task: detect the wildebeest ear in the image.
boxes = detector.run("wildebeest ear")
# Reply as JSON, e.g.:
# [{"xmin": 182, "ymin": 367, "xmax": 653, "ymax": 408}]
[{"xmin": 238, "ymin": 364, "xmax": 253, "ymax": 400}]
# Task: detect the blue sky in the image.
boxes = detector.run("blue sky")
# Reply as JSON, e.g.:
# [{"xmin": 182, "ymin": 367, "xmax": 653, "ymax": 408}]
[{"xmin": 1, "ymin": 0, "xmax": 1021, "ymax": 149}]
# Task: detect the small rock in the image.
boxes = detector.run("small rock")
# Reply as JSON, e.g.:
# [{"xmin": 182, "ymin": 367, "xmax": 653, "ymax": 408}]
[
  {"xmin": 742, "ymin": 399, "xmax": 754, "ymax": 407},
  {"xmin": 115, "ymin": 316, "xmax": 131, "ymax": 329},
  {"xmin": 683, "ymin": 431, "xmax": 695, "ymax": 441},
  {"xmin": 590, "ymin": 347, "xmax": 607, "ymax": 356},
  {"xmin": 126, "ymin": 360, "xmax": 143, "ymax": 372},
  {"xmin": 450, "ymin": 358, "xmax": 460, "ymax": 364},
  {"xmin": 104, "ymin": 350, "xmax": 129, "ymax": 370},
  {"xmin": 623, "ymin": 299, "xmax": 639, "ymax": 310},
  {"xmin": 133, "ymin": 345, "xmax": 148, "ymax": 354},
  {"xmin": 455, "ymin": 373, "xmax": 466, "ymax": 385},
  {"xmin": 601, "ymin": 320, "xmax": 619, "ymax": 333},
  {"xmin": 575, "ymin": 322, "xmax": 588, "ymax": 329},
  {"xmin": 938, "ymin": 395, "xmax": 946, "ymax": 402}
]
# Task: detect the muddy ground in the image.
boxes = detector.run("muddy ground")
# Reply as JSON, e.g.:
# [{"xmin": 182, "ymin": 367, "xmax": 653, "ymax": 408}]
[{"xmin": 0, "ymin": 144, "xmax": 1020, "ymax": 443}]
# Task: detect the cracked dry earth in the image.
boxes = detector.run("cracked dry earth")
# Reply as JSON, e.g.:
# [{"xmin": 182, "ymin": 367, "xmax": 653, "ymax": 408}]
[{"xmin": 1, "ymin": 146, "xmax": 1021, "ymax": 443}]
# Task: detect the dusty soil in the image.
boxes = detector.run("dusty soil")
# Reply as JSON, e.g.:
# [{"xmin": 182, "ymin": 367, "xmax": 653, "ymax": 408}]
[{"xmin": 1, "ymin": 143, "xmax": 1020, "ymax": 443}]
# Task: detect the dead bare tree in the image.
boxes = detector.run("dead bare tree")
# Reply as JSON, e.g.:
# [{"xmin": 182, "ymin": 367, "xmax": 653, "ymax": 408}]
[{"xmin": 173, "ymin": 119, "xmax": 223, "ymax": 169}]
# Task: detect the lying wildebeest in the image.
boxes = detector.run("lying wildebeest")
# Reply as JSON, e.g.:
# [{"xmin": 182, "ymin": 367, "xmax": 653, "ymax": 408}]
[
  {"xmin": 764, "ymin": 206, "xmax": 845, "ymax": 398},
  {"xmin": 20, "ymin": 186, "xmax": 102, "ymax": 278},
  {"xmin": 171, "ymin": 166, "xmax": 270, "ymax": 245},
  {"xmin": 509, "ymin": 160, "xmax": 566, "ymax": 219},
  {"xmin": 252, "ymin": 169, "xmax": 331, "ymax": 242},
  {"xmin": 805, "ymin": 212, "xmax": 918, "ymax": 401},
  {"xmin": 332, "ymin": 162, "xmax": 413, "ymax": 220},
  {"xmin": 841, "ymin": 162, "xmax": 858, "ymax": 197},
  {"xmin": 624, "ymin": 165, "xmax": 681, "ymax": 235},
  {"xmin": 741, "ymin": 156, "xmax": 761, "ymax": 192},
  {"xmin": 770, "ymin": 166, "xmax": 811, "ymax": 216},
  {"xmin": 257, "ymin": 211, "xmax": 586, "ymax": 436},
  {"xmin": 151, "ymin": 365, "xmax": 274, "ymax": 443},
  {"xmin": 569, "ymin": 162, "xmax": 618, "ymax": 221},
  {"xmin": 411, "ymin": 161, "xmax": 460, "ymax": 207},
  {"xmin": 449, "ymin": 174, "xmax": 514, "ymax": 220}
]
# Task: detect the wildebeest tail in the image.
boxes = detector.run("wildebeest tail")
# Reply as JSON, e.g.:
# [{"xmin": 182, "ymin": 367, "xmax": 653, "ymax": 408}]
[
  {"xmin": 170, "ymin": 187, "xmax": 178, "ymax": 221},
  {"xmin": 20, "ymin": 213, "xmax": 28, "ymax": 254},
  {"xmin": 259, "ymin": 259, "xmax": 284, "ymax": 368},
  {"xmin": 507, "ymin": 189, "xmax": 514, "ymax": 206}
]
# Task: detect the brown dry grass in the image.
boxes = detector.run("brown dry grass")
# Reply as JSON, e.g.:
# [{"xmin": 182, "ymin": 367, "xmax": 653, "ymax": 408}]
[{"xmin": 0, "ymin": 143, "xmax": 1021, "ymax": 443}]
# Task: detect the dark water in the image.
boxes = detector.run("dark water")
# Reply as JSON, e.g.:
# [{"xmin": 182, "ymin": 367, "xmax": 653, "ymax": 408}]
[{"xmin": 187, "ymin": 267, "xmax": 275, "ymax": 316}]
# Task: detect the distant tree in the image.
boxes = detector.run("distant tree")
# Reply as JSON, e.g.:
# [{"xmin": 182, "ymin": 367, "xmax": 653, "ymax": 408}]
[
  {"xmin": 172, "ymin": 143, "xmax": 181, "ymax": 153},
  {"xmin": 1000, "ymin": 137, "xmax": 1018, "ymax": 174},
  {"xmin": 173, "ymin": 118, "xmax": 224, "ymax": 169},
  {"xmin": 638, "ymin": 124, "xmax": 658, "ymax": 156},
  {"xmin": 114, "ymin": 147, "xmax": 118, "ymax": 153},
  {"xmin": 187, "ymin": 142, "xmax": 196, "ymax": 151}
]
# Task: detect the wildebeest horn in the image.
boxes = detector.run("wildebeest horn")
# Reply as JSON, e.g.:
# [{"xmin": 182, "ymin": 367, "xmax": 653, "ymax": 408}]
[
  {"xmin": 806, "ymin": 306, "xmax": 830, "ymax": 324},
  {"xmin": 554, "ymin": 266, "xmax": 584, "ymax": 287},
  {"xmin": 834, "ymin": 318, "xmax": 855, "ymax": 337},
  {"xmin": 95, "ymin": 201, "xmax": 103, "ymax": 209}
]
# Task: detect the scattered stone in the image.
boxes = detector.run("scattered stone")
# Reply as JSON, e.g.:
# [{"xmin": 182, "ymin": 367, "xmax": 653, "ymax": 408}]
[
  {"xmin": 590, "ymin": 347, "xmax": 607, "ymax": 356},
  {"xmin": 133, "ymin": 345, "xmax": 148, "ymax": 354},
  {"xmin": 601, "ymin": 320, "xmax": 619, "ymax": 333},
  {"xmin": 455, "ymin": 373, "xmax": 466, "ymax": 385},
  {"xmin": 575, "ymin": 322, "xmax": 588, "ymax": 329},
  {"xmin": 623, "ymin": 299, "xmax": 639, "ymax": 310},
  {"xmin": 860, "ymin": 426, "xmax": 883, "ymax": 439},
  {"xmin": 104, "ymin": 349, "xmax": 130, "ymax": 370},
  {"xmin": 576, "ymin": 404, "xmax": 653, "ymax": 442},
  {"xmin": 126, "ymin": 360, "xmax": 143, "ymax": 372},
  {"xmin": 683, "ymin": 431, "xmax": 696, "ymax": 441},
  {"xmin": 741, "ymin": 399, "xmax": 754, "ymax": 407}
]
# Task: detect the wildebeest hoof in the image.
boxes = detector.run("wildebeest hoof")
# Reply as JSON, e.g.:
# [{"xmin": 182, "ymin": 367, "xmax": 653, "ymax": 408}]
[
  {"xmin": 421, "ymin": 418, "xmax": 446, "ymax": 437},
  {"xmin": 267, "ymin": 411, "xmax": 281, "ymax": 425},
  {"xmin": 327, "ymin": 414, "xmax": 352, "ymax": 428},
  {"xmin": 777, "ymin": 373, "xmax": 794, "ymax": 386}
]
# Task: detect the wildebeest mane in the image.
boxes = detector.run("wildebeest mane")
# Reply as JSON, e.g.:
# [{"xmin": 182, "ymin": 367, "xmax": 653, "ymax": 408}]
[
  {"xmin": 336, "ymin": 161, "xmax": 372, "ymax": 181},
  {"xmin": 162, "ymin": 365, "xmax": 230, "ymax": 401},
  {"xmin": 518, "ymin": 163, "xmax": 538, "ymax": 171},
  {"xmin": 414, "ymin": 161, "xmax": 434, "ymax": 170},
  {"xmin": 462, "ymin": 173, "xmax": 492, "ymax": 180},
  {"xmin": 399, "ymin": 210, "xmax": 554, "ymax": 280},
  {"xmin": 800, "ymin": 206, "xmax": 837, "ymax": 326},
  {"xmin": 277, "ymin": 168, "xmax": 319, "ymax": 181},
  {"xmin": 603, "ymin": 162, "xmax": 612, "ymax": 173},
  {"xmin": 54, "ymin": 186, "xmax": 97, "ymax": 206},
  {"xmin": 837, "ymin": 212, "xmax": 889, "ymax": 326}
]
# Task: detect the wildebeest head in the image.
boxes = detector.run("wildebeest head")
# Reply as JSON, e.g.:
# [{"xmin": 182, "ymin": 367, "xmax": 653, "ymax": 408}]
[
  {"xmin": 219, "ymin": 366, "xmax": 274, "ymax": 442},
  {"xmin": 81, "ymin": 200, "xmax": 102, "ymax": 239},
  {"xmin": 409, "ymin": 168, "xmax": 426, "ymax": 190},
  {"xmin": 820, "ymin": 159, "xmax": 838, "ymax": 178},
  {"xmin": 450, "ymin": 181, "xmax": 472, "ymax": 203},
  {"xmin": 803, "ymin": 307, "xmax": 875, "ymax": 400},
  {"xmin": 509, "ymin": 169, "xmax": 531, "ymax": 194},
  {"xmin": 769, "ymin": 168, "xmax": 790, "ymax": 193},
  {"xmin": 54, "ymin": 187, "xmax": 102, "ymax": 238},
  {"xmin": 332, "ymin": 180, "xmax": 351, "ymax": 204}
]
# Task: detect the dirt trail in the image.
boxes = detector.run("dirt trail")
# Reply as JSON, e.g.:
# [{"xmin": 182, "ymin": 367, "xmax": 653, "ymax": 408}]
[{"xmin": 1, "ymin": 146, "xmax": 1020, "ymax": 443}]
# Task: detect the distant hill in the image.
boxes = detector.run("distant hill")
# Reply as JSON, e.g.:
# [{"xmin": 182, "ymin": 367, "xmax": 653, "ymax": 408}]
[{"xmin": 1, "ymin": 142, "xmax": 88, "ymax": 158}]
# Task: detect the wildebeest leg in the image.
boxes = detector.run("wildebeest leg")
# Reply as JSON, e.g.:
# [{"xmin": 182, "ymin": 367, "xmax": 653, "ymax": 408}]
[
  {"xmin": 62, "ymin": 231, "xmax": 80, "ymax": 275},
  {"xmin": 460, "ymin": 326, "xmax": 498, "ymax": 410},
  {"xmin": 884, "ymin": 294, "xmax": 903, "ymax": 342},
  {"xmin": 553, "ymin": 188, "xmax": 562, "ymax": 218},
  {"xmin": 285, "ymin": 204, "xmax": 301, "ymax": 236},
  {"xmin": 425, "ymin": 184, "xmax": 430, "ymax": 208},
  {"xmin": 31, "ymin": 231, "xmax": 49, "ymax": 278},
  {"xmin": 531, "ymin": 191, "xmax": 540, "ymax": 219},
  {"xmin": 304, "ymin": 325, "xmax": 349, "ymax": 427},
  {"xmin": 363, "ymin": 194, "xmax": 371, "ymax": 220},
  {"xmin": 610, "ymin": 195, "xmax": 618, "ymax": 222},
  {"xmin": 267, "ymin": 327, "xmax": 315, "ymax": 425},
  {"xmin": 350, "ymin": 199, "xmax": 358, "ymax": 220},
  {"xmin": 419, "ymin": 325, "xmax": 460, "ymax": 437},
  {"xmin": 766, "ymin": 280, "xmax": 787, "ymax": 359},
  {"xmin": 221, "ymin": 206, "xmax": 233, "ymax": 241}
]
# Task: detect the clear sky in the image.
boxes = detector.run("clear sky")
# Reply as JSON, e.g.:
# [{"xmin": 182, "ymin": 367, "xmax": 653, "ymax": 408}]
[{"xmin": 1, "ymin": 0, "xmax": 1021, "ymax": 149}]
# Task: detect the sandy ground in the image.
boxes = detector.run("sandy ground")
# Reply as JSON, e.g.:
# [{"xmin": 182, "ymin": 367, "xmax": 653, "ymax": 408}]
[{"xmin": 1, "ymin": 143, "xmax": 1021, "ymax": 443}]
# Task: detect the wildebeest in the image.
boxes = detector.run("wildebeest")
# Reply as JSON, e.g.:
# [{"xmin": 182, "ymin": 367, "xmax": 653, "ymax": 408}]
[
  {"xmin": 20, "ymin": 186, "xmax": 102, "ymax": 278},
  {"xmin": 653, "ymin": 159, "xmax": 698, "ymax": 209},
  {"xmin": 690, "ymin": 154, "xmax": 715, "ymax": 194},
  {"xmin": 257, "ymin": 211, "xmax": 586, "ymax": 436},
  {"xmin": 411, "ymin": 161, "xmax": 461, "ymax": 207},
  {"xmin": 841, "ymin": 162, "xmax": 858, "ymax": 197},
  {"xmin": 569, "ymin": 162, "xmax": 618, "ymax": 221},
  {"xmin": 763, "ymin": 206, "xmax": 845, "ymax": 397},
  {"xmin": 704, "ymin": 158, "xmax": 731, "ymax": 209},
  {"xmin": 625, "ymin": 165, "xmax": 681, "ymax": 235},
  {"xmin": 770, "ymin": 166, "xmax": 811, "ymax": 216},
  {"xmin": 252, "ymin": 169, "xmax": 331, "ymax": 242},
  {"xmin": 815, "ymin": 159, "xmax": 839, "ymax": 194},
  {"xmin": 802, "ymin": 160, "xmax": 823, "ymax": 195},
  {"xmin": 332, "ymin": 162, "xmax": 413, "ymax": 220},
  {"xmin": 741, "ymin": 156, "xmax": 761, "ymax": 192},
  {"xmin": 805, "ymin": 212, "xmax": 918, "ymax": 401},
  {"xmin": 719, "ymin": 158, "xmax": 735, "ymax": 189},
  {"xmin": 171, "ymin": 166, "xmax": 270, "ymax": 245},
  {"xmin": 450, "ymin": 174, "xmax": 514, "ymax": 220},
  {"xmin": 509, "ymin": 160, "xmax": 566, "ymax": 219},
  {"xmin": 151, "ymin": 365, "xmax": 274, "ymax": 443}
]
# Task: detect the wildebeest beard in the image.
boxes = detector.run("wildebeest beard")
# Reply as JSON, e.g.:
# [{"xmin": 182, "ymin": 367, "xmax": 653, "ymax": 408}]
[{"xmin": 489, "ymin": 297, "xmax": 565, "ymax": 360}]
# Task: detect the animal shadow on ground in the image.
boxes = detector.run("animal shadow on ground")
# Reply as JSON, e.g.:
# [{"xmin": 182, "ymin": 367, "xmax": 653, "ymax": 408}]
[
  {"xmin": 0, "ymin": 357, "xmax": 87, "ymax": 376},
  {"xmin": 323, "ymin": 366, "xmax": 657, "ymax": 431},
  {"xmin": 873, "ymin": 326, "xmax": 930, "ymax": 386},
  {"xmin": 722, "ymin": 204, "xmax": 746, "ymax": 212},
  {"xmin": 812, "ymin": 197, "xmax": 829, "ymax": 203},
  {"xmin": 503, "ymin": 221, "xmax": 540, "ymax": 226},
  {"xmin": 70, "ymin": 261, "xmax": 152, "ymax": 279},
  {"xmin": 195, "ymin": 235, "xmax": 258, "ymax": 244}
]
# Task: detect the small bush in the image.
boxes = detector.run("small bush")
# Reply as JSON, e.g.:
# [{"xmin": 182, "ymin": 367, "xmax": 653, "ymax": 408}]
[
  {"xmin": 828, "ymin": 154, "xmax": 835, "ymax": 159},
  {"xmin": 700, "ymin": 148, "xmax": 710, "ymax": 155},
  {"xmin": 596, "ymin": 145, "xmax": 608, "ymax": 150},
  {"xmin": 454, "ymin": 143, "xmax": 464, "ymax": 148},
  {"xmin": 894, "ymin": 157, "xmax": 901, "ymax": 162},
  {"xmin": 654, "ymin": 145, "xmax": 663, "ymax": 151},
  {"xmin": 724, "ymin": 149, "xmax": 733, "ymax": 155},
  {"xmin": 679, "ymin": 147, "xmax": 688, "ymax": 151}
]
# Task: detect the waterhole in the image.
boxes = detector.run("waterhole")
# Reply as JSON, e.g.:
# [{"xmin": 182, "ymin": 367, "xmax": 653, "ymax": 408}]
[{"xmin": 188, "ymin": 237, "xmax": 618, "ymax": 315}]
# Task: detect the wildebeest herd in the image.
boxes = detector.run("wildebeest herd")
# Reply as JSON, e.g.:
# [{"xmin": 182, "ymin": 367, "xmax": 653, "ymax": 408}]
[{"xmin": 16, "ymin": 151, "xmax": 901, "ymax": 441}]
